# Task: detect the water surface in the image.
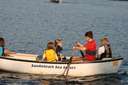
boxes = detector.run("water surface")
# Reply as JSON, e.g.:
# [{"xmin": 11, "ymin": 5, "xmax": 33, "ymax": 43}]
[{"xmin": 0, "ymin": 0, "xmax": 128, "ymax": 84}]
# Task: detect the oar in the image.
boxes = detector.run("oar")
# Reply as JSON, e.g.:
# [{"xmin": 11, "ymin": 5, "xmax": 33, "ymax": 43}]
[
  {"xmin": 80, "ymin": 50, "xmax": 84, "ymax": 58},
  {"xmin": 64, "ymin": 56, "xmax": 72, "ymax": 78},
  {"xmin": 61, "ymin": 56, "xmax": 72, "ymax": 77}
]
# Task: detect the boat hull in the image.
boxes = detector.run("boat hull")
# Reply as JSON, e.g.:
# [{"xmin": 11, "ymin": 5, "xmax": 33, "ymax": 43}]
[
  {"xmin": 50, "ymin": 0, "xmax": 62, "ymax": 3},
  {"xmin": 0, "ymin": 57, "xmax": 123, "ymax": 77}
]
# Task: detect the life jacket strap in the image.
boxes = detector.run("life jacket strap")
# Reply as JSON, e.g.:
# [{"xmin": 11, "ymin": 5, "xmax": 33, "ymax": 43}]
[{"xmin": 86, "ymin": 50, "xmax": 96, "ymax": 56}]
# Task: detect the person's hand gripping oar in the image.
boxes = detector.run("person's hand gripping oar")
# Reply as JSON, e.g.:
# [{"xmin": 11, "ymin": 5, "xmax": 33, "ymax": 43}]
[{"xmin": 73, "ymin": 41, "xmax": 85, "ymax": 58}]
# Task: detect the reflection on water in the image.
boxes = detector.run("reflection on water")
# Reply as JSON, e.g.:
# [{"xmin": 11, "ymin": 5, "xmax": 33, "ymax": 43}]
[{"xmin": 0, "ymin": 71, "xmax": 124, "ymax": 85}]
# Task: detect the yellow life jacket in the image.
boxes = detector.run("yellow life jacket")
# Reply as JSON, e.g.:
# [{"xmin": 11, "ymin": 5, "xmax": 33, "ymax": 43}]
[{"xmin": 43, "ymin": 49, "xmax": 58, "ymax": 62}]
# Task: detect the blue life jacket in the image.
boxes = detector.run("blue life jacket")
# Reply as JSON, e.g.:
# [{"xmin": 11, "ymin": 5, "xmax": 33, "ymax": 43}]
[{"xmin": 0, "ymin": 47, "xmax": 4, "ymax": 56}]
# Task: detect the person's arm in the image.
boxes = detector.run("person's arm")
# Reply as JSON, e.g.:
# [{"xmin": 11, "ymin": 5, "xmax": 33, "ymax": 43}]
[
  {"xmin": 42, "ymin": 51, "xmax": 46, "ymax": 60},
  {"xmin": 73, "ymin": 46, "xmax": 86, "ymax": 51},
  {"xmin": 75, "ymin": 41, "xmax": 83, "ymax": 47},
  {"xmin": 73, "ymin": 41, "xmax": 86, "ymax": 51},
  {"xmin": 4, "ymin": 48, "xmax": 16, "ymax": 56}
]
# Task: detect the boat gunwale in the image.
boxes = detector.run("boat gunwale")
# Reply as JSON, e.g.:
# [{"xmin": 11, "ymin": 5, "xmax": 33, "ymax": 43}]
[{"xmin": 0, "ymin": 57, "xmax": 123, "ymax": 64}]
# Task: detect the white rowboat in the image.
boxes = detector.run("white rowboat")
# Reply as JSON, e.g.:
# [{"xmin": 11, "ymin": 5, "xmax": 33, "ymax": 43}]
[{"xmin": 0, "ymin": 53, "xmax": 123, "ymax": 77}]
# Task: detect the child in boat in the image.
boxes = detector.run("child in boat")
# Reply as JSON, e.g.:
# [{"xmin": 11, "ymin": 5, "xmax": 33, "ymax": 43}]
[
  {"xmin": 0, "ymin": 37, "xmax": 16, "ymax": 56},
  {"xmin": 42, "ymin": 41, "xmax": 58, "ymax": 62},
  {"xmin": 55, "ymin": 38, "xmax": 64, "ymax": 61},
  {"xmin": 97, "ymin": 36, "xmax": 112, "ymax": 60}
]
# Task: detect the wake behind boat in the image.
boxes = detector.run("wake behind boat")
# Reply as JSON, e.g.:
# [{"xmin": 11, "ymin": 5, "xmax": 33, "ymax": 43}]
[{"xmin": 0, "ymin": 53, "xmax": 123, "ymax": 77}]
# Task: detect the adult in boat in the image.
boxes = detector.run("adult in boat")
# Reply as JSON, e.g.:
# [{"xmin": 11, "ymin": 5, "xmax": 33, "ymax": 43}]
[
  {"xmin": 73, "ymin": 31, "xmax": 97, "ymax": 61},
  {"xmin": 55, "ymin": 38, "xmax": 64, "ymax": 61},
  {"xmin": 0, "ymin": 37, "xmax": 16, "ymax": 56},
  {"xmin": 97, "ymin": 36, "xmax": 112, "ymax": 60},
  {"xmin": 42, "ymin": 41, "xmax": 58, "ymax": 62},
  {"xmin": 55, "ymin": 39, "xmax": 63, "ymax": 56}
]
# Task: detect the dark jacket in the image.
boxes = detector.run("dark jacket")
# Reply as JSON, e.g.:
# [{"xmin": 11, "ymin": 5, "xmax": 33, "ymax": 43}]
[
  {"xmin": 99, "ymin": 44, "xmax": 112, "ymax": 60},
  {"xmin": 56, "ymin": 46, "xmax": 63, "ymax": 56}
]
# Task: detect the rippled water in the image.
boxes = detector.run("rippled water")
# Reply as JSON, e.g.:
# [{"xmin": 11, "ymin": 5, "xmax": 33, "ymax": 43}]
[
  {"xmin": 0, "ymin": 71, "xmax": 126, "ymax": 85},
  {"xmin": 0, "ymin": 0, "xmax": 128, "ymax": 84}
]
